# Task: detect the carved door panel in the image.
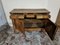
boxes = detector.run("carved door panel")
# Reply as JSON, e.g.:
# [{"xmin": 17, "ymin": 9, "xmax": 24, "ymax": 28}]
[{"xmin": 15, "ymin": 19, "xmax": 24, "ymax": 33}]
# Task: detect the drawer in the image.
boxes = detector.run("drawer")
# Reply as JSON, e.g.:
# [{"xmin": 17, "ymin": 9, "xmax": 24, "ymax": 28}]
[
  {"xmin": 17, "ymin": 15, "xmax": 24, "ymax": 19},
  {"xmin": 16, "ymin": 13, "xmax": 24, "ymax": 19},
  {"xmin": 25, "ymin": 13, "xmax": 35, "ymax": 18},
  {"xmin": 36, "ymin": 14, "xmax": 50, "ymax": 19},
  {"xmin": 10, "ymin": 15, "xmax": 17, "ymax": 19}
]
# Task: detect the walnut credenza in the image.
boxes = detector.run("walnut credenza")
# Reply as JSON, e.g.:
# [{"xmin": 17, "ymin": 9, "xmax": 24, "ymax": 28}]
[{"xmin": 10, "ymin": 9, "xmax": 56, "ymax": 40}]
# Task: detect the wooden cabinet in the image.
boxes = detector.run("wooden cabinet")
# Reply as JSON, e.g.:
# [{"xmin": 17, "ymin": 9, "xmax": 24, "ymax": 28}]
[{"xmin": 10, "ymin": 9, "xmax": 56, "ymax": 40}]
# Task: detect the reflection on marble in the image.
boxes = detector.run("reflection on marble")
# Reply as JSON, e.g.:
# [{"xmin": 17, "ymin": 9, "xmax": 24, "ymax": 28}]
[{"xmin": 0, "ymin": 28, "xmax": 54, "ymax": 45}]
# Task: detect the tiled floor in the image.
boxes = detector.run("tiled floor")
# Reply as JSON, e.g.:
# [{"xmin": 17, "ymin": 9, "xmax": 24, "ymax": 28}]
[
  {"xmin": 53, "ymin": 27, "xmax": 60, "ymax": 45},
  {"xmin": 0, "ymin": 27, "xmax": 60, "ymax": 45}
]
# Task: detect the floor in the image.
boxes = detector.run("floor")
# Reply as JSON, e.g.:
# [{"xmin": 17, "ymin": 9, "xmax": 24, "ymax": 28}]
[
  {"xmin": 53, "ymin": 27, "xmax": 60, "ymax": 45},
  {"xmin": 0, "ymin": 27, "xmax": 60, "ymax": 45}
]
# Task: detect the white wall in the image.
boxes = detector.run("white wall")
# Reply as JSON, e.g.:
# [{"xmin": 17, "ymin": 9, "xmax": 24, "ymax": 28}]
[
  {"xmin": 1, "ymin": 0, "xmax": 48, "ymax": 26},
  {"xmin": 0, "ymin": 0, "xmax": 7, "ymax": 26},
  {"xmin": 1, "ymin": 0, "xmax": 60, "ymax": 26},
  {"xmin": 47, "ymin": 0, "xmax": 60, "ymax": 23}
]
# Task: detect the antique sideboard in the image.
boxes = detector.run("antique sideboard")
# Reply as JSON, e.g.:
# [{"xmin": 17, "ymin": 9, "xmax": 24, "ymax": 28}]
[{"xmin": 10, "ymin": 9, "xmax": 56, "ymax": 40}]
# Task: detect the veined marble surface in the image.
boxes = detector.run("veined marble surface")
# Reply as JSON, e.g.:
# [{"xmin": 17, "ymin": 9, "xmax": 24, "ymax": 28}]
[
  {"xmin": 53, "ymin": 27, "xmax": 60, "ymax": 45},
  {"xmin": 0, "ymin": 28, "xmax": 55, "ymax": 45},
  {"xmin": 0, "ymin": 26, "xmax": 60, "ymax": 45}
]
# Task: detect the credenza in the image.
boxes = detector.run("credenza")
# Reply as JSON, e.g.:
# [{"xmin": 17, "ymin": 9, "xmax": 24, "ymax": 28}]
[{"xmin": 10, "ymin": 9, "xmax": 56, "ymax": 40}]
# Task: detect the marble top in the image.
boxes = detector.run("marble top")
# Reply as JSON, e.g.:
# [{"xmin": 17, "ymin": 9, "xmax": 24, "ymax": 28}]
[{"xmin": 10, "ymin": 9, "xmax": 50, "ymax": 14}]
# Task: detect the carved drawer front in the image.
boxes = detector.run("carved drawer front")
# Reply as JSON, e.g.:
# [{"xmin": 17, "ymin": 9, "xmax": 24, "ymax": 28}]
[
  {"xmin": 36, "ymin": 13, "xmax": 50, "ymax": 19},
  {"xmin": 25, "ymin": 13, "xmax": 35, "ymax": 18},
  {"xmin": 10, "ymin": 15, "xmax": 17, "ymax": 19},
  {"xmin": 17, "ymin": 13, "xmax": 24, "ymax": 19}
]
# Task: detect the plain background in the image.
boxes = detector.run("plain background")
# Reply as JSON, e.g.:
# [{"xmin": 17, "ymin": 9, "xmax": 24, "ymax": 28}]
[
  {"xmin": 0, "ymin": 0, "xmax": 7, "ymax": 26},
  {"xmin": 1, "ymin": 0, "xmax": 60, "ymax": 26}
]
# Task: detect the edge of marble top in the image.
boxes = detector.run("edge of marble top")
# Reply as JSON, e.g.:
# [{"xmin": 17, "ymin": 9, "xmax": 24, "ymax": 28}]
[{"xmin": 10, "ymin": 9, "xmax": 50, "ymax": 14}]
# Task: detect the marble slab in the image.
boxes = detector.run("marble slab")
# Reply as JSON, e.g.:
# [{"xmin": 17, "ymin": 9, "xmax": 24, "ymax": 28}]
[{"xmin": 0, "ymin": 27, "xmax": 55, "ymax": 45}]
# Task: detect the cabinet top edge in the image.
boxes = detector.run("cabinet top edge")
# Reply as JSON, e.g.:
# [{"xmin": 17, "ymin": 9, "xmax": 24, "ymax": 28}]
[{"xmin": 10, "ymin": 9, "xmax": 50, "ymax": 14}]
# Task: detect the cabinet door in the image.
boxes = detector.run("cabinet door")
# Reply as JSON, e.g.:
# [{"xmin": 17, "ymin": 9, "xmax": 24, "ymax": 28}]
[{"xmin": 15, "ymin": 19, "xmax": 24, "ymax": 32}]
